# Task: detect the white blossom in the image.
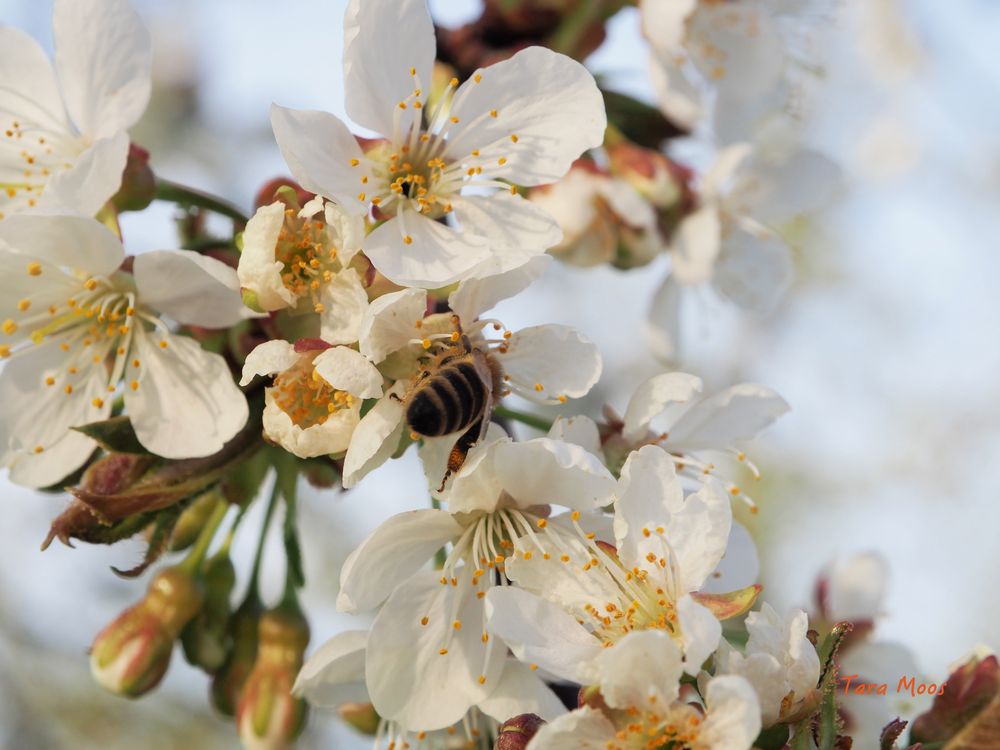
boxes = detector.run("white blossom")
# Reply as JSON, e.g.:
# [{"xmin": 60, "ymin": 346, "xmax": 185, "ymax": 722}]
[
  {"xmin": 0, "ymin": 0, "xmax": 150, "ymax": 218},
  {"xmin": 0, "ymin": 215, "xmax": 249, "ymax": 487},
  {"xmin": 270, "ymin": 0, "xmax": 606, "ymax": 288}
]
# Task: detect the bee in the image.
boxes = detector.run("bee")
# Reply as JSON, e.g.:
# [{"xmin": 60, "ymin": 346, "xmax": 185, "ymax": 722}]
[{"xmin": 395, "ymin": 331, "xmax": 504, "ymax": 491}]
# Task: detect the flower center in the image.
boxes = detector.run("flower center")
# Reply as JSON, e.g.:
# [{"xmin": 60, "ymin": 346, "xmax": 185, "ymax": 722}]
[
  {"xmin": 274, "ymin": 209, "xmax": 343, "ymax": 313},
  {"xmin": 0, "ymin": 117, "xmax": 79, "ymax": 218},
  {"xmin": 612, "ymin": 704, "xmax": 706, "ymax": 750},
  {"xmin": 271, "ymin": 353, "xmax": 354, "ymax": 428}
]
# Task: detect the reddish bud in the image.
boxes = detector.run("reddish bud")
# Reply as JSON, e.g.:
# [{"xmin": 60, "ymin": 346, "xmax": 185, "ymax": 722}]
[
  {"xmin": 254, "ymin": 178, "xmax": 314, "ymax": 211},
  {"xmin": 89, "ymin": 567, "xmax": 204, "ymax": 698},
  {"xmin": 495, "ymin": 713, "xmax": 545, "ymax": 750},
  {"xmin": 911, "ymin": 653, "xmax": 1000, "ymax": 744},
  {"xmin": 112, "ymin": 143, "xmax": 157, "ymax": 212}
]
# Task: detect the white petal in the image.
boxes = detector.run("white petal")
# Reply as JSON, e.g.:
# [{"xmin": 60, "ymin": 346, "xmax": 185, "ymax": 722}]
[
  {"xmin": 239, "ymin": 340, "xmax": 297, "ymax": 386},
  {"xmin": 53, "ymin": 0, "xmax": 151, "ymax": 137},
  {"xmin": 445, "ymin": 47, "xmax": 606, "ymax": 186},
  {"xmin": 41, "ymin": 132, "xmax": 131, "ymax": 217},
  {"xmin": 270, "ymin": 104, "xmax": 369, "ymax": 215},
  {"xmin": 485, "ymin": 587, "xmax": 601, "ymax": 684},
  {"xmin": 826, "ymin": 552, "xmax": 888, "ymax": 622},
  {"xmin": 672, "ymin": 206, "xmax": 721, "ymax": 285},
  {"xmin": 337, "ymin": 509, "xmax": 462, "ymax": 613},
  {"xmin": 261, "ymin": 387, "xmax": 360, "ymax": 458},
  {"xmin": 667, "ymin": 383, "xmax": 790, "ymax": 450},
  {"xmin": 498, "ymin": 325, "xmax": 601, "ymax": 401},
  {"xmin": 134, "ymin": 249, "xmax": 250, "ymax": 328},
  {"xmin": 622, "ymin": 372, "xmax": 703, "ymax": 442},
  {"xmin": 362, "ymin": 210, "xmax": 491, "ymax": 289},
  {"xmin": 0, "ymin": 339, "xmax": 109, "ymax": 488},
  {"xmin": 733, "ymin": 150, "xmax": 841, "ymax": 224},
  {"xmin": 547, "ymin": 415, "xmax": 603, "ymax": 459},
  {"xmin": 493, "ymin": 438, "xmax": 616, "ymax": 512},
  {"xmin": 639, "ymin": 0, "xmax": 698, "ymax": 59},
  {"xmin": 342, "ymin": 0, "xmax": 434, "ymax": 137},
  {"xmin": 358, "ymin": 288, "xmax": 427, "ymax": 364},
  {"xmin": 528, "ymin": 707, "xmax": 616, "ymax": 750},
  {"xmin": 477, "ymin": 661, "xmax": 566, "ymax": 723},
  {"xmin": 677, "ymin": 594, "xmax": 722, "ymax": 675},
  {"xmin": 614, "ymin": 445, "xmax": 683, "ymax": 560},
  {"xmin": 0, "ymin": 27, "xmax": 69, "ymax": 134},
  {"xmin": 0, "ymin": 214, "xmax": 123, "ymax": 277},
  {"xmin": 648, "ymin": 54, "xmax": 703, "ymax": 130},
  {"xmin": 645, "ymin": 273, "xmax": 685, "ymax": 364},
  {"xmin": 593, "ymin": 630, "xmax": 683, "ymax": 711},
  {"xmin": 366, "ymin": 568, "xmax": 504, "ymax": 730},
  {"xmin": 125, "ymin": 330, "xmax": 248, "ymax": 459},
  {"xmin": 702, "ymin": 143, "xmax": 755, "ymax": 199},
  {"xmin": 238, "ymin": 202, "xmax": 296, "ymax": 311},
  {"xmin": 319, "ymin": 268, "xmax": 370, "ymax": 345},
  {"xmin": 313, "ymin": 346, "xmax": 383, "ymax": 399},
  {"xmin": 449, "ymin": 253, "xmax": 551, "ymax": 323},
  {"xmin": 714, "ymin": 228, "xmax": 792, "ymax": 313},
  {"xmin": 670, "ymin": 479, "xmax": 733, "ymax": 593},
  {"xmin": 437, "ymin": 431, "xmax": 507, "ymax": 513},
  {"xmin": 699, "ymin": 675, "xmax": 761, "ymax": 750},
  {"xmin": 453, "ymin": 193, "xmax": 563, "ymax": 253},
  {"xmin": 323, "ymin": 201, "xmax": 366, "ymax": 266},
  {"xmin": 293, "ymin": 630, "xmax": 368, "ymax": 708},
  {"xmin": 341, "ymin": 382, "xmax": 407, "ymax": 488},
  {"xmin": 745, "ymin": 605, "xmax": 820, "ymax": 710}
]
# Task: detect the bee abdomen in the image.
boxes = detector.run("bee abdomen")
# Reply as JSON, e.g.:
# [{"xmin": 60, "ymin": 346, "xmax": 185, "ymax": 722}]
[{"xmin": 407, "ymin": 362, "xmax": 485, "ymax": 437}]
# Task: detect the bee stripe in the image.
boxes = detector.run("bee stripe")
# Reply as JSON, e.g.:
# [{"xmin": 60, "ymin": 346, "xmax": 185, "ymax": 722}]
[
  {"xmin": 409, "ymin": 386, "xmax": 449, "ymax": 436},
  {"xmin": 454, "ymin": 362, "xmax": 485, "ymax": 424},
  {"xmin": 431, "ymin": 374, "xmax": 468, "ymax": 435}
]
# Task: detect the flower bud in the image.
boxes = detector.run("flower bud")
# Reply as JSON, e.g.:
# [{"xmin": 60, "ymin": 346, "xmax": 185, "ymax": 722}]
[
  {"xmin": 212, "ymin": 596, "xmax": 264, "ymax": 716},
  {"xmin": 112, "ymin": 143, "xmax": 157, "ymax": 212},
  {"xmin": 495, "ymin": 713, "xmax": 545, "ymax": 750},
  {"xmin": 170, "ymin": 490, "xmax": 224, "ymax": 552},
  {"xmin": 90, "ymin": 566, "xmax": 204, "ymax": 698},
  {"xmin": 337, "ymin": 702, "xmax": 380, "ymax": 736},
  {"xmin": 181, "ymin": 552, "xmax": 237, "ymax": 672},
  {"xmin": 253, "ymin": 178, "xmax": 314, "ymax": 211},
  {"xmin": 236, "ymin": 606, "xmax": 311, "ymax": 750}
]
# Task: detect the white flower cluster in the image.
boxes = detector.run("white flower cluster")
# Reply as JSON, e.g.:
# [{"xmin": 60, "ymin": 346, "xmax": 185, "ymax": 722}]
[{"xmin": 0, "ymin": 2, "xmax": 858, "ymax": 750}]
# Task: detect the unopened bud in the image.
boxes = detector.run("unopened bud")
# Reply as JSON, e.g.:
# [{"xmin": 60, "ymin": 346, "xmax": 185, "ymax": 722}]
[
  {"xmin": 112, "ymin": 143, "xmax": 157, "ymax": 212},
  {"xmin": 181, "ymin": 552, "xmax": 236, "ymax": 672},
  {"xmin": 90, "ymin": 567, "xmax": 204, "ymax": 697},
  {"xmin": 236, "ymin": 606, "xmax": 311, "ymax": 750},
  {"xmin": 338, "ymin": 702, "xmax": 381, "ymax": 736},
  {"xmin": 212, "ymin": 597, "xmax": 263, "ymax": 716},
  {"xmin": 253, "ymin": 178, "xmax": 314, "ymax": 211},
  {"xmin": 495, "ymin": 713, "xmax": 545, "ymax": 750},
  {"xmin": 170, "ymin": 491, "xmax": 224, "ymax": 551}
]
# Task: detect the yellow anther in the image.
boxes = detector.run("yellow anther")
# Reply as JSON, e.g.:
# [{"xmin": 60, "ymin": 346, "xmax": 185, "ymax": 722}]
[
  {"xmin": 489, "ymin": 109, "xmax": 498, "ymax": 118},
  {"xmin": 45, "ymin": 376, "xmax": 55, "ymax": 386},
  {"xmin": 27, "ymin": 262, "xmax": 41, "ymax": 276},
  {"xmin": 358, "ymin": 192, "xmax": 366, "ymax": 201},
  {"xmin": 534, "ymin": 383, "xmax": 544, "ymax": 392},
  {"xmin": 478, "ymin": 675, "xmax": 486, "ymax": 684},
  {"xmin": 510, "ymin": 134, "xmax": 519, "ymax": 143},
  {"xmin": 450, "ymin": 116, "xmax": 460, "ymax": 124},
  {"xmin": 571, "ymin": 511, "xmax": 581, "ymax": 522},
  {"xmin": 159, "ymin": 340, "xmax": 168, "ymax": 349},
  {"xmin": 420, "ymin": 616, "xmax": 429, "ymax": 626},
  {"xmin": 350, "ymin": 158, "xmax": 360, "ymax": 167},
  {"xmin": 438, "ymin": 648, "xmax": 448, "ymax": 655},
  {"xmin": 17, "ymin": 299, "xmax": 30, "ymax": 312},
  {"xmin": 0, "ymin": 345, "xmax": 9, "ymax": 358},
  {"xmin": 84, "ymin": 278, "xmax": 98, "ymax": 290},
  {"xmin": 130, "ymin": 380, "xmax": 139, "ymax": 391},
  {"xmin": 92, "ymin": 398, "xmax": 104, "ymax": 408},
  {"xmin": 452, "ymin": 620, "xmax": 462, "ymax": 630},
  {"xmin": 64, "ymin": 384, "xmax": 73, "ymax": 394},
  {"xmin": 403, "ymin": 235, "xmax": 413, "ymax": 245},
  {"xmin": 536, "ymin": 518, "xmax": 547, "ymax": 528},
  {"xmin": 421, "ymin": 338, "xmax": 432, "ymax": 349},
  {"xmin": 2, "ymin": 319, "xmax": 17, "ymax": 335}
]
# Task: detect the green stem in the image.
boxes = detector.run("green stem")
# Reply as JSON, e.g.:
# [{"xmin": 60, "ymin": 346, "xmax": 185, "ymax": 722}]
[
  {"xmin": 248, "ymin": 478, "xmax": 282, "ymax": 592},
  {"xmin": 494, "ymin": 406, "xmax": 554, "ymax": 432},
  {"xmin": 155, "ymin": 178, "xmax": 249, "ymax": 225},
  {"xmin": 216, "ymin": 500, "xmax": 251, "ymax": 558},
  {"xmin": 178, "ymin": 499, "xmax": 230, "ymax": 575},
  {"xmin": 549, "ymin": 1, "xmax": 603, "ymax": 57}
]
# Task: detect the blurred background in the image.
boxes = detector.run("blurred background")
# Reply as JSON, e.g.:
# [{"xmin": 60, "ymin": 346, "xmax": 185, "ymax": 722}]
[{"xmin": 1, "ymin": 0, "xmax": 998, "ymax": 747}]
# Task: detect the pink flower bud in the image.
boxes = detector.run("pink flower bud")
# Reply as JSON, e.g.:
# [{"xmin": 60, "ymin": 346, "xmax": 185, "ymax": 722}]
[
  {"xmin": 212, "ymin": 597, "xmax": 263, "ymax": 716},
  {"xmin": 236, "ymin": 607, "xmax": 311, "ymax": 750},
  {"xmin": 89, "ymin": 567, "xmax": 204, "ymax": 698},
  {"xmin": 112, "ymin": 143, "xmax": 157, "ymax": 213},
  {"xmin": 495, "ymin": 713, "xmax": 545, "ymax": 750}
]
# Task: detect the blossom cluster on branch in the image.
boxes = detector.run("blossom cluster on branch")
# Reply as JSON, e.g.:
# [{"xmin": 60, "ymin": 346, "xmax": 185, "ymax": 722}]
[{"xmin": 0, "ymin": 1, "xmax": 994, "ymax": 750}]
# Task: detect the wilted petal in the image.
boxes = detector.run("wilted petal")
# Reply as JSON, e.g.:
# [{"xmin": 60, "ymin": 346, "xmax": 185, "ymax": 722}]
[{"xmin": 238, "ymin": 202, "xmax": 296, "ymax": 311}]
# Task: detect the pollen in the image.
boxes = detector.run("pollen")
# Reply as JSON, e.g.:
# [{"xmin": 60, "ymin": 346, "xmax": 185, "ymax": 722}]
[
  {"xmin": 350, "ymin": 158, "xmax": 360, "ymax": 167},
  {"xmin": 17, "ymin": 299, "xmax": 30, "ymax": 312},
  {"xmin": 2, "ymin": 319, "xmax": 17, "ymax": 335},
  {"xmin": 0, "ymin": 345, "xmax": 9, "ymax": 358},
  {"xmin": 474, "ymin": 73, "xmax": 482, "ymax": 83},
  {"xmin": 536, "ymin": 518, "xmax": 547, "ymax": 528},
  {"xmin": 84, "ymin": 278, "xmax": 98, "ymax": 291},
  {"xmin": 44, "ymin": 377, "xmax": 55, "ymax": 386},
  {"xmin": 27, "ymin": 262, "xmax": 42, "ymax": 276},
  {"xmin": 403, "ymin": 235, "xmax": 413, "ymax": 245},
  {"xmin": 452, "ymin": 620, "xmax": 462, "ymax": 630},
  {"xmin": 534, "ymin": 383, "xmax": 544, "ymax": 392},
  {"xmin": 64, "ymin": 384, "xmax": 73, "ymax": 394},
  {"xmin": 91, "ymin": 398, "xmax": 104, "ymax": 408},
  {"xmin": 510, "ymin": 134, "xmax": 519, "ymax": 143},
  {"xmin": 420, "ymin": 616, "xmax": 429, "ymax": 626},
  {"xmin": 438, "ymin": 648, "xmax": 449, "ymax": 656},
  {"xmin": 159, "ymin": 340, "xmax": 168, "ymax": 349},
  {"xmin": 130, "ymin": 380, "xmax": 139, "ymax": 391},
  {"xmin": 421, "ymin": 338, "xmax": 432, "ymax": 349},
  {"xmin": 478, "ymin": 675, "xmax": 486, "ymax": 684},
  {"xmin": 489, "ymin": 109, "xmax": 498, "ymax": 118}
]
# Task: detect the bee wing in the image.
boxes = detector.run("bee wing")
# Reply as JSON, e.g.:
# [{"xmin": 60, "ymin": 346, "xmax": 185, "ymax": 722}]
[{"xmin": 471, "ymin": 350, "xmax": 495, "ymax": 441}]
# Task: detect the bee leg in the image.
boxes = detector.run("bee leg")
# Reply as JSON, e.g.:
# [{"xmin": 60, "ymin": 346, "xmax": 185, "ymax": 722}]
[
  {"xmin": 388, "ymin": 393, "xmax": 403, "ymax": 403},
  {"xmin": 437, "ymin": 419, "xmax": 482, "ymax": 492}
]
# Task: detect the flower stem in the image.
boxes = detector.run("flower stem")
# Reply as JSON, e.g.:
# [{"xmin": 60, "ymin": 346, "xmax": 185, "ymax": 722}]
[
  {"xmin": 494, "ymin": 406, "xmax": 554, "ymax": 432},
  {"xmin": 248, "ymin": 477, "xmax": 282, "ymax": 592},
  {"xmin": 155, "ymin": 178, "xmax": 249, "ymax": 225},
  {"xmin": 431, "ymin": 497, "xmax": 447, "ymax": 569},
  {"xmin": 178, "ymin": 499, "xmax": 230, "ymax": 575}
]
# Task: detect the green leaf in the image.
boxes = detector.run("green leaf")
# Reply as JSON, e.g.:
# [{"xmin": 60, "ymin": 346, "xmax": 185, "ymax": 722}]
[
  {"xmin": 111, "ymin": 504, "xmax": 184, "ymax": 578},
  {"xmin": 756, "ymin": 723, "xmax": 791, "ymax": 750},
  {"xmin": 72, "ymin": 415, "xmax": 149, "ymax": 454},
  {"xmin": 602, "ymin": 89, "xmax": 686, "ymax": 148}
]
